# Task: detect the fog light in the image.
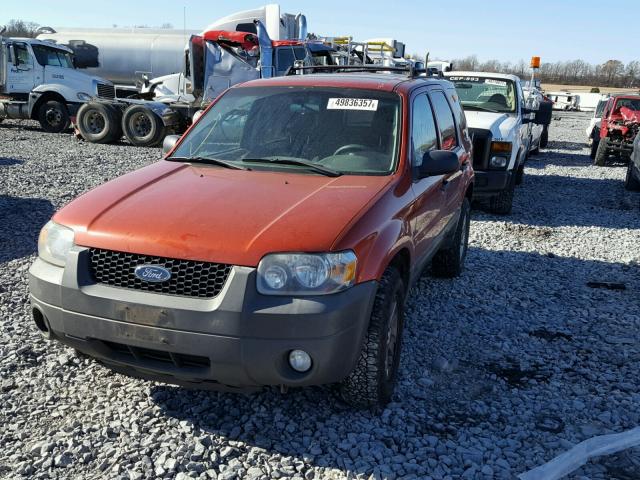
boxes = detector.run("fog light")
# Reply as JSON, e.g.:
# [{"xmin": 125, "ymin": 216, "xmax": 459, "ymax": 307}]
[
  {"xmin": 288, "ymin": 350, "xmax": 312, "ymax": 372},
  {"xmin": 490, "ymin": 156, "xmax": 508, "ymax": 168}
]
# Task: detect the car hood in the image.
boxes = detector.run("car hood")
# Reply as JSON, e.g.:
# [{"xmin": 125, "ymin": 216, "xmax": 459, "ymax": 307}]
[
  {"xmin": 55, "ymin": 161, "xmax": 393, "ymax": 266},
  {"xmin": 465, "ymin": 111, "xmax": 518, "ymax": 139}
]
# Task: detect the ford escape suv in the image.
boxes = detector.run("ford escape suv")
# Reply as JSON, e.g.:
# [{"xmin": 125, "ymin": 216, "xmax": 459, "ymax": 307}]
[{"xmin": 29, "ymin": 68, "xmax": 474, "ymax": 408}]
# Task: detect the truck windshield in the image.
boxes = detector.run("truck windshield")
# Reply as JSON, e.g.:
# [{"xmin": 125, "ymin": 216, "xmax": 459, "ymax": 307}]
[
  {"xmin": 32, "ymin": 45, "xmax": 74, "ymax": 68},
  {"xmin": 449, "ymin": 76, "xmax": 517, "ymax": 113},
  {"xmin": 171, "ymin": 86, "xmax": 401, "ymax": 175}
]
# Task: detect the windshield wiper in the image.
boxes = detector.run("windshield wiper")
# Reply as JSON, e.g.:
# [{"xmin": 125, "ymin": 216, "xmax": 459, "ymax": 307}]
[
  {"xmin": 241, "ymin": 158, "xmax": 342, "ymax": 177},
  {"xmin": 462, "ymin": 105, "xmax": 501, "ymax": 113},
  {"xmin": 166, "ymin": 156, "xmax": 249, "ymax": 170}
]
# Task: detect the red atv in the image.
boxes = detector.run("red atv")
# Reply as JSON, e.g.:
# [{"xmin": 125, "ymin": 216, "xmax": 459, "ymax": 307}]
[{"xmin": 591, "ymin": 95, "xmax": 640, "ymax": 166}]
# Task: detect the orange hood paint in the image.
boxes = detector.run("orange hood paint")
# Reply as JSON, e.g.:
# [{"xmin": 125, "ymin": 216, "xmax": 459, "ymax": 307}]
[{"xmin": 54, "ymin": 161, "xmax": 394, "ymax": 266}]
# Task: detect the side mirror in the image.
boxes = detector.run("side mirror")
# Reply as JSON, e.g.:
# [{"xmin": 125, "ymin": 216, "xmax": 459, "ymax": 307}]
[
  {"xmin": 419, "ymin": 150, "xmax": 459, "ymax": 178},
  {"xmin": 162, "ymin": 134, "xmax": 181, "ymax": 155},
  {"xmin": 535, "ymin": 101, "xmax": 553, "ymax": 126}
]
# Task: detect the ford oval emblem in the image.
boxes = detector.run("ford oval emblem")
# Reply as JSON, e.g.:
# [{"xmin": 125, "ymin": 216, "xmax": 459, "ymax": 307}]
[{"xmin": 134, "ymin": 265, "xmax": 172, "ymax": 283}]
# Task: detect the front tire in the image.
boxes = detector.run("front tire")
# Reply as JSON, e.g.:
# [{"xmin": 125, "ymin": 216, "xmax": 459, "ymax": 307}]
[
  {"xmin": 37, "ymin": 100, "xmax": 70, "ymax": 133},
  {"xmin": 625, "ymin": 162, "xmax": 640, "ymax": 191},
  {"xmin": 594, "ymin": 139, "xmax": 608, "ymax": 166},
  {"xmin": 339, "ymin": 267, "xmax": 405, "ymax": 409},
  {"xmin": 431, "ymin": 198, "xmax": 471, "ymax": 278},
  {"xmin": 122, "ymin": 105, "xmax": 165, "ymax": 147},
  {"xmin": 489, "ymin": 174, "xmax": 515, "ymax": 215}
]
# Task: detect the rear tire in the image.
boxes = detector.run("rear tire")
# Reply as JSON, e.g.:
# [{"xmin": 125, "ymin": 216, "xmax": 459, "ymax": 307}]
[
  {"xmin": 594, "ymin": 139, "xmax": 608, "ymax": 166},
  {"xmin": 625, "ymin": 162, "xmax": 640, "ymax": 191},
  {"xmin": 339, "ymin": 266, "xmax": 405, "ymax": 409},
  {"xmin": 431, "ymin": 198, "xmax": 471, "ymax": 278},
  {"xmin": 37, "ymin": 100, "xmax": 70, "ymax": 133},
  {"xmin": 77, "ymin": 102, "xmax": 122, "ymax": 144},
  {"xmin": 122, "ymin": 105, "xmax": 165, "ymax": 147},
  {"xmin": 489, "ymin": 174, "xmax": 515, "ymax": 215}
]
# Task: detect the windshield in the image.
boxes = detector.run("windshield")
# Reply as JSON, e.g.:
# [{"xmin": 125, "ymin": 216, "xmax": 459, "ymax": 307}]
[
  {"xmin": 171, "ymin": 86, "xmax": 401, "ymax": 175},
  {"xmin": 614, "ymin": 98, "xmax": 640, "ymax": 112},
  {"xmin": 449, "ymin": 76, "xmax": 517, "ymax": 113},
  {"xmin": 32, "ymin": 45, "xmax": 74, "ymax": 68}
]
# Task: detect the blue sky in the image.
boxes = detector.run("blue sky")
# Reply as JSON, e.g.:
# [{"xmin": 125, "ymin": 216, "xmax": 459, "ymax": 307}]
[{"xmin": 3, "ymin": 0, "xmax": 637, "ymax": 64}]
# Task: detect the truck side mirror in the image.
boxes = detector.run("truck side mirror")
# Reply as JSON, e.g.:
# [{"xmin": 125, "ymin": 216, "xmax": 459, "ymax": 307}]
[
  {"xmin": 535, "ymin": 101, "xmax": 553, "ymax": 126},
  {"xmin": 419, "ymin": 150, "xmax": 459, "ymax": 178},
  {"xmin": 162, "ymin": 135, "xmax": 181, "ymax": 155}
]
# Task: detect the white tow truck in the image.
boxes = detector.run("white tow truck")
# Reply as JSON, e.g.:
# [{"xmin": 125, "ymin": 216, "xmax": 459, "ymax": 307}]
[
  {"xmin": 0, "ymin": 29, "xmax": 115, "ymax": 132},
  {"xmin": 445, "ymin": 70, "xmax": 552, "ymax": 214}
]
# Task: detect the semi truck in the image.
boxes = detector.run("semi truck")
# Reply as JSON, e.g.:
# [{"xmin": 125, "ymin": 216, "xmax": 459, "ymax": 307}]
[
  {"xmin": 0, "ymin": 30, "xmax": 115, "ymax": 133},
  {"xmin": 74, "ymin": 18, "xmax": 322, "ymax": 147}
]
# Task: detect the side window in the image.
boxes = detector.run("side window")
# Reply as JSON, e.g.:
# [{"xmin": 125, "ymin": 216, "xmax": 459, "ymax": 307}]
[
  {"xmin": 14, "ymin": 44, "xmax": 31, "ymax": 67},
  {"xmin": 411, "ymin": 94, "xmax": 438, "ymax": 166},
  {"xmin": 430, "ymin": 91, "xmax": 457, "ymax": 150}
]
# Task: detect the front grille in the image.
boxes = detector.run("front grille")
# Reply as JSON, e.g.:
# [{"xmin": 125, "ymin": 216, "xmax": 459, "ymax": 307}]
[
  {"xmin": 469, "ymin": 128, "xmax": 492, "ymax": 170},
  {"xmin": 96, "ymin": 83, "xmax": 116, "ymax": 99},
  {"xmin": 88, "ymin": 248, "xmax": 232, "ymax": 298},
  {"xmin": 102, "ymin": 340, "xmax": 210, "ymax": 369}
]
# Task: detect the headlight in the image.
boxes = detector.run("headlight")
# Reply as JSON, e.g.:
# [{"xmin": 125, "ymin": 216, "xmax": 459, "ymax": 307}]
[
  {"xmin": 490, "ymin": 156, "xmax": 508, "ymax": 168},
  {"xmin": 38, "ymin": 221, "xmax": 75, "ymax": 267},
  {"xmin": 257, "ymin": 251, "xmax": 357, "ymax": 295},
  {"xmin": 77, "ymin": 92, "xmax": 92, "ymax": 101}
]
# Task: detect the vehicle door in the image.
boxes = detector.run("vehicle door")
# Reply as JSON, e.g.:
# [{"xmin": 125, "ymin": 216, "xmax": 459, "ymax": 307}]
[
  {"xmin": 428, "ymin": 88, "xmax": 468, "ymax": 227},
  {"xmin": 409, "ymin": 90, "xmax": 447, "ymax": 268},
  {"xmin": 5, "ymin": 42, "xmax": 37, "ymax": 93}
]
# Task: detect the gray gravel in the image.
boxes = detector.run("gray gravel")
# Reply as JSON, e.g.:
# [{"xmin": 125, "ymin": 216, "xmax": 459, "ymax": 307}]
[{"xmin": 1, "ymin": 115, "xmax": 639, "ymax": 480}]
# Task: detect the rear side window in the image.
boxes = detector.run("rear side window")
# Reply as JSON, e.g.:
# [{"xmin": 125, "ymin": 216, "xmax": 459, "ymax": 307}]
[
  {"xmin": 411, "ymin": 94, "xmax": 438, "ymax": 166},
  {"xmin": 430, "ymin": 91, "xmax": 457, "ymax": 150}
]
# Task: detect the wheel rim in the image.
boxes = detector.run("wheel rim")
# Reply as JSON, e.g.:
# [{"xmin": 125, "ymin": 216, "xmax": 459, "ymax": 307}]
[
  {"xmin": 459, "ymin": 211, "xmax": 469, "ymax": 261},
  {"xmin": 385, "ymin": 300, "xmax": 399, "ymax": 379},
  {"xmin": 130, "ymin": 112, "xmax": 152, "ymax": 138},
  {"xmin": 45, "ymin": 106, "xmax": 63, "ymax": 127},
  {"xmin": 84, "ymin": 110, "xmax": 106, "ymax": 134}
]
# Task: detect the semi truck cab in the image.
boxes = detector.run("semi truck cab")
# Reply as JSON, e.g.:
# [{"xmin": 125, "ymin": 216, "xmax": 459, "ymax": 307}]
[{"xmin": 0, "ymin": 34, "xmax": 115, "ymax": 132}]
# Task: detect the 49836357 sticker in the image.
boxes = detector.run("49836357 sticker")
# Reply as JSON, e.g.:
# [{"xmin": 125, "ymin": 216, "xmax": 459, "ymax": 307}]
[{"xmin": 327, "ymin": 98, "xmax": 379, "ymax": 111}]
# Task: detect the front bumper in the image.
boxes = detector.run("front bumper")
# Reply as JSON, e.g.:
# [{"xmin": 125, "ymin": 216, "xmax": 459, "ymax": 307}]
[
  {"xmin": 29, "ymin": 248, "xmax": 377, "ymax": 391},
  {"xmin": 472, "ymin": 170, "xmax": 512, "ymax": 198}
]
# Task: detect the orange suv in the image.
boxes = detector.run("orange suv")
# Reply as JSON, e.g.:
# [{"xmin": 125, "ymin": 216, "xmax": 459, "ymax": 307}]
[{"xmin": 29, "ymin": 68, "xmax": 474, "ymax": 407}]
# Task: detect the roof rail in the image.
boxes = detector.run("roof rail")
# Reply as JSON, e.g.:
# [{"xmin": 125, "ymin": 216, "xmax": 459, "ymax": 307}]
[{"xmin": 286, "ymin": 64, "xmax": 443, "ymax": 78}]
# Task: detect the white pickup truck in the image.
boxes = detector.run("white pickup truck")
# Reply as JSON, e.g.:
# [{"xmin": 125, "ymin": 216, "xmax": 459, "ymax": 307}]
[
  {"xmin": 0, "ymin": 33, "xmax": 115, "ymax": 132},
  {"xmin": 445, "ymin": 72, "xmax": 551, "ymax": 214}
]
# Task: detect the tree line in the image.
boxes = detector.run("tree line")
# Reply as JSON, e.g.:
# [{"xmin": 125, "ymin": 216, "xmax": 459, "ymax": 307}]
[
  {"xmin": 1, "ymin": 19, "xmax": 174, "ymax": 38},
  {"xmin": 445, "ymin": 55, "xmax": 640, "ymax": 89}
]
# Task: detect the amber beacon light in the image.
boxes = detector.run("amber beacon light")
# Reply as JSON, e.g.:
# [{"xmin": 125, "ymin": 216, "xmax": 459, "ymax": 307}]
[{"xmin": 530, "ymin": 56, "xmax": 541, "ymax": 69}]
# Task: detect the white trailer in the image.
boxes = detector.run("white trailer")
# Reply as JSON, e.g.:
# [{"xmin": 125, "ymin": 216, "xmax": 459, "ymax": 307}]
[{"xmin": 0, "ymin": 31, "xmax": 114, "ymax": 132}]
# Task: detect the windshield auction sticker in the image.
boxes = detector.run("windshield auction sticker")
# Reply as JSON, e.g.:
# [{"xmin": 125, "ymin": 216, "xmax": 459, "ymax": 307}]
[
  {"xmin": 449, "ymin": 76, "xmax": 508, "ymax": 87},
  {"xmin": 327, "ymin": 98, "xmax": 379, "ymax": 111}
]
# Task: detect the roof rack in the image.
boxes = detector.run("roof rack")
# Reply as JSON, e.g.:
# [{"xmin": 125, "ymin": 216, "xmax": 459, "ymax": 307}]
[{"xmin": 286, "ymin": 64, "xmax": 443, "ymax": 78}]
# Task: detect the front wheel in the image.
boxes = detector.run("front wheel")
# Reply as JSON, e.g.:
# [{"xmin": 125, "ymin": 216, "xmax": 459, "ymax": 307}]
[
  {"xmin": 594, "ymin": 139, "xmax": 608, "ymax": 166},
  {"xmin": 489, "ymin": 174, "xmax": 515, "ymax": 215},
  {"xmin": 431, "ymin": 198, "xmax": 471, "ymax": 278},
  {"xmin": 625, "ymin": 162, "xmax": 640, "ymax": 191},
  {"xmin": 339, "ymin": 266, "xmax": 405, "ymax": 409},
  {"xmin": 37, "ymin": 100, "xmax": 70, "ymax": 133}
]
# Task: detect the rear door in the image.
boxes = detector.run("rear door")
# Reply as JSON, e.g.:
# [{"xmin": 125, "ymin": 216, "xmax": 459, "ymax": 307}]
[{"xmin": 409, "ymin": 90, "xmax": 447, "ymax": 268}]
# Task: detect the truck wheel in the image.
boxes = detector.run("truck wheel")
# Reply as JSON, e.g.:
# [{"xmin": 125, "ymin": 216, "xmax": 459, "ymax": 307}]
[
  {"xmin": 624, "ymin": 162, "xmax": 640, "ymax": 191},
  {"xmin": 590, "ymin": 139, "xmax": 599, "ymax": 160},
  {"xmin": 339, "ymin": 266, "xmax": 405, "ymax": 409},
  {"xmin": 122, "ymin": 105, "xmax": 165, "ymax": 147},
  {"xmin": 77, "ymin": 103, "xmax": 122, "ymax": 144},
  {"xmin": 540, "ymin": 126, "xmax": 549, "ymax": 148},
  {"xmin": 593, "ymin": 140, "xmax": 608, "ymax": 166},
  {"xmin": 489, "ymin": 175, "xmax": 515, "ymax": 215},
  {"xmin": 515, "ymin": 163, "xmax": 525, "ymax": 185},
  {"xmin": 37, "ymin": 100, "xmax": 70, "ymax": 133},
  {"xmin": 431, "ymin": 198, "xmax": 470, "ymax": 278}
]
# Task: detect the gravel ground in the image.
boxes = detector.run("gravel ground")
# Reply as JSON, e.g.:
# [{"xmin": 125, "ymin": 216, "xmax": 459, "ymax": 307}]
[{"xmin": 1, "ymin": 115, "xmax": 639, "ymax": 480}]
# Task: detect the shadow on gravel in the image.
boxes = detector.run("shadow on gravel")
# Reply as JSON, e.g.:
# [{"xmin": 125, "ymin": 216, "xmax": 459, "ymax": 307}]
[
  {"xmin": 0, "ymin": 157, "xmax": 23, "ymax": 167},
  {"xmin": 0, "ymin": 195, "xmax": 55, "ymax": 263},
  {"xmin": 544, "ymin": 140, "xmax": 587, "ymax": 151}
]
